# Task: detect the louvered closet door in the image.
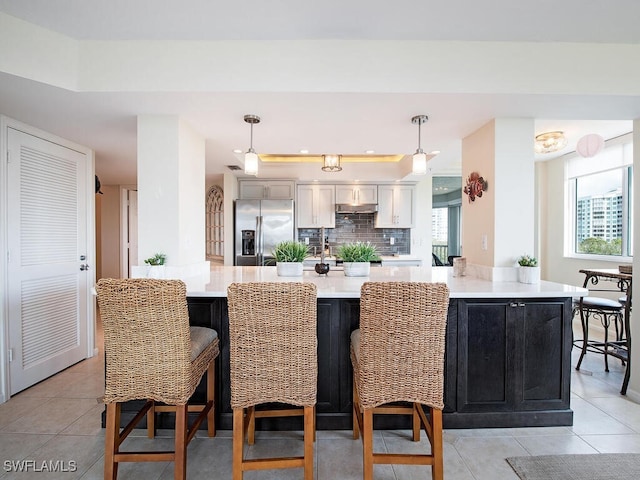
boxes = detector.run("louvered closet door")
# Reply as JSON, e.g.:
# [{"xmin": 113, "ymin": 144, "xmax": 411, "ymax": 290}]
[{"xmin": 7, "ymin": 128, "xmax": 89, "ymax": 395}]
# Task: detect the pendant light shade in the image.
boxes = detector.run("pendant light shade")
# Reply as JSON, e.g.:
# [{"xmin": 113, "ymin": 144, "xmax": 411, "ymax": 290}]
[
  {"xmin": 411, "ymin": 115, "xmax": 429, "ymax": 175},
  {"xmin": 576, "ymin": 133, "xmax": 605, "ymax": 158},
  {"xmin": 412, "ymin": 152, "xmax": 428, "ymax": 175},
  {"xmin": 244, "ymin": 114, "xmax": 260, "ymax": 176}
]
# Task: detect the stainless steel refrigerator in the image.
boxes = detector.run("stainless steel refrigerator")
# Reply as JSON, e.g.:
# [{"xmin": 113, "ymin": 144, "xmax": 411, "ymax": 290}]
[{"xmin": 234, "ymin": 199, "xmax": 294, "ymax": 266}]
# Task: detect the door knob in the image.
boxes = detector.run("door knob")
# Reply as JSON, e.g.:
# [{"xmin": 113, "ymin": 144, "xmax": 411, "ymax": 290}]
[{"xmin": 80, "ymin": 264, "xmax": 90, "ymax": 271}]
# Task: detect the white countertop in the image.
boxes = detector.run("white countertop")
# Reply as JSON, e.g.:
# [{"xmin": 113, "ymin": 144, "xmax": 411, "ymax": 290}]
[{"xmin": 184, "ymin": 266, "xmax": 587, "ymax": 299}]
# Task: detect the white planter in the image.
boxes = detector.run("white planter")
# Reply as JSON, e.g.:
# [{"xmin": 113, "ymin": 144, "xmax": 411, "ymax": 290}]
[
  {"xmin": 276, "ymin": 262, "xmax": 303, "ymax": 277},
  {"xmin": 518, "ymin": 266, "xmax": 540, "ymax": 284},
  {"xmin": 147, "ymin": 265, "xmax": 165, "ymax": 279},
  {"xmin": 343, "ymin": 262, "xmax": 370, "ymax": 277}
]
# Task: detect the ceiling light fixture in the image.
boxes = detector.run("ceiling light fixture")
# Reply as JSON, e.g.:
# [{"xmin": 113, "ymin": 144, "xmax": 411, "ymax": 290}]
[
  {"xmin": 243, "ymin": 114, "xmax": 260, "ymax": 176},
  {"xmin": 411, "ymin": 115, "xmax": 429, "ymax": 175},
  {"xmin": 534, "ymin": 131, "xmax": 567, "ymax": 154},
  {"xmin": 322, "ymin": 154, "xmax": 342, "ymax": 172},
  {"xmin": 576, "ymin": 133, "xmax": 605, "ymax": 158}
]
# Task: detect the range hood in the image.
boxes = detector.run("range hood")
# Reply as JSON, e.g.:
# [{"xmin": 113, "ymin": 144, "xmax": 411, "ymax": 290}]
[{"xmin": 335, "ymin": 203, "xmax": 378, "ymax": 214}]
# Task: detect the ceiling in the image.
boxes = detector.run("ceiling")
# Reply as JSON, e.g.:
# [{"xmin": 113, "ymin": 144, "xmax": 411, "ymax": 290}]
[{"xmin": 0, "ymin": 1, "xmax": 638, "ymax": 187}]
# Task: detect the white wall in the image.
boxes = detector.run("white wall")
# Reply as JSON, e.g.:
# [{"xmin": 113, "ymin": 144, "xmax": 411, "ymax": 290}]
[
  {"xmin": 137, "ymin": 115, "xmax": 205, "ymax": 268},
  {"xmin": 493, "ymin": 119, "xmax": 535, "ymax": 266},
  {"xmin": 223, "ymin": 173, "xmax": 238, "ymax": 265},
  {"xmin": 413, "ymin": 176, "xmax": 433, "ymax": 266}
]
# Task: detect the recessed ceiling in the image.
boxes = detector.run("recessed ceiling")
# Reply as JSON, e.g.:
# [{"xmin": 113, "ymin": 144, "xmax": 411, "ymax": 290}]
[{"xmin": 258, "ymin": 154, "xmax": 405, "ymax": 164}]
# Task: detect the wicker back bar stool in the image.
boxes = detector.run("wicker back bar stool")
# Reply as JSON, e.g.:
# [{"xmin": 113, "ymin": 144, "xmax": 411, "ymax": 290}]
[
  {"xmin": 96, "ymin": 278, "xmax": 219, "ymax": 480},
  {"xmin": 227, "ymin": 282, "xmax": 317, "ymax": 480},
  {"xmin": 351, "ymin": 282, "xmax": 450, "ymax": 480}
]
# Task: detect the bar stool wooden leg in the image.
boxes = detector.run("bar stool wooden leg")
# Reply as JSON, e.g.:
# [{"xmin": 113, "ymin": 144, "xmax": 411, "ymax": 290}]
[
  {"xmin": 147, "ymin": 400, "xmax": 155, "ymax": 438},
  {"xmin": 104, "ymin": 403, "xmax": 120, "ymax": 480},
  {"xmin": 362, "ymin": 408, "xmax": 374, "ymax": 480},
  {"xmin": 233, "ymin": 408, "xmax": 245, "ymax": 480},
  {"xmin": 412, "ymin": 403, "xmax": 421, "ymax": 442},
  {"xmin": 174, "ymin": 404, "xmax": 188, "ymax": 480},
  {"xmin": 431, "ymin": 408, "xmax": 444, "ymax": 480},
  {"xmin": 207, "ymin": 361, "xmax": 215, "ymax": 437},
  {"xmin": 353, "ymin": 382, "xmax": 360, "ymax": 440},
  {"xmin": 246, "ymin": 406, "xmax": 256, "ymax": 445},
  {"xmin": 304, "ymin": 406, "xmax": 314, "ymax": 480}
]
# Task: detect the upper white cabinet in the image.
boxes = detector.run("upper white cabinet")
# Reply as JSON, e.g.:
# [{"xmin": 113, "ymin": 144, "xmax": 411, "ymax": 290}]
[
  {"xmin": 375, "ymin": 185, "xmax": 416, "ymax": 228},
  {"xmin": 335, "ymin": 184, "xmax": 378, "ymax": 204},
  {"xmin": 239, "ymin": 180, "xmax": 295, "ymax": 200},
  {"xmin": 297, "ymin": 184, "xmax": 336, "ymax": 228}
]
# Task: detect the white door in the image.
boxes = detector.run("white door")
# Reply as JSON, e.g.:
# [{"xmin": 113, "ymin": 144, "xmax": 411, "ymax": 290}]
[{"xmin": 6, "ymin": 127, "xmax": 92, "ymax": 395}]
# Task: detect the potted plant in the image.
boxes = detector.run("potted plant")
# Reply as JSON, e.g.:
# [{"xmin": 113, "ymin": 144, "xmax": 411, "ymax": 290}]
[
  {"xmin": 144, "ymin": 253, "xmax": 166, "ymax": 278},
  {"xmin": 273, "ymin": 240, "xmax": 309, "ymax": 276},
  {"xmin": 517, "ymin": 254, "xmax": 540, "ymax": 284},
  {"xmin": 337, "ymin": 241, "xmax": 378, "ymax": 277}
]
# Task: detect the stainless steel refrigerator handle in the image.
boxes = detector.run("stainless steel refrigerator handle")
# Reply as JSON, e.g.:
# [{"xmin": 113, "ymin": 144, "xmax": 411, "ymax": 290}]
[{"xmin": 256, "ymin": 215, "xmax": 263, "ymax": 265}]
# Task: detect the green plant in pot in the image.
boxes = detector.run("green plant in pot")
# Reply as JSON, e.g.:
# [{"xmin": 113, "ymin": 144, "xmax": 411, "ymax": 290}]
[
  {"xmin": 337, "ymin": 241, "xmax": 378, "ymax": 277},
  {"xmin": 144, "ymin": 253, "xmax": 166, "ymax": 266},
  {"xmin": 143, "ymin": 253, "xmax": 166, "ymax": 278},
  {"xmin": 273, "ymin": 240, "xmax": 309, "ymax": 276},
  {"xmin": 517, "ymin": 254, "xmax": 540, "ymax": 284}
]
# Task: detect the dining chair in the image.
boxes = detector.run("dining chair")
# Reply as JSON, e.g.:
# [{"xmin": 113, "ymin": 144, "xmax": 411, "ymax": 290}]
[
  {"xmin": 351, "ymin": 281, "xmax": 450, "ymax": 480},
  {"xmin": 96, "ymin": 278, "xmax": 219, "ymax": 480},
  {"xmin": 227, "ymin": 282, "xmax": 317, "ymax": 480}
]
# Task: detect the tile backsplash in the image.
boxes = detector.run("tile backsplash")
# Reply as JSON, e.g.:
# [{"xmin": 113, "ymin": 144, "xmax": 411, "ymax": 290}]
[{"xmin": 298, "ymin": 213, "xmax": 410, "ymax": 256}]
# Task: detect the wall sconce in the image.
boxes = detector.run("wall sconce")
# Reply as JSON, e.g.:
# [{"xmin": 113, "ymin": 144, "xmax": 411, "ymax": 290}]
[
  {"xmin": 243, "ymin": 114, "xmax": 260, "ymax": 176},
  {"xmin": 322, "ymin": 154, "xmax": 342, "ymax": 172}
]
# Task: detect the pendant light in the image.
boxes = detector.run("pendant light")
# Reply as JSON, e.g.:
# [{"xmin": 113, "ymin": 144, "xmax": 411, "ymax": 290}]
[
  {"xmin": 411, "ymin": 115, "xmax": 429, "ymax": 175},
  {"xmin": 244, "ymin": 114, "xmax": 260, "ymax": 176}
]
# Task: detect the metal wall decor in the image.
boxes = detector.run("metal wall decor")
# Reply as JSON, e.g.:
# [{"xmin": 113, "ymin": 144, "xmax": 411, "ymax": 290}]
[{"xmin": 463, "ymin": 172, "xmax": 488, "ymax": 202}]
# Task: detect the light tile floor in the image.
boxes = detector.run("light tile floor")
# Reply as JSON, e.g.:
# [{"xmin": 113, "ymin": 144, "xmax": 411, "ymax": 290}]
[{"xmin": 1, "ymin": 321, "xmax": 639, "ymax": 479}]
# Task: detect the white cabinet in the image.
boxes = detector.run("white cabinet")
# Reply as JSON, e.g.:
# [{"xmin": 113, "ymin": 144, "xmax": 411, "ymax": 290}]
[
  {"xmin": 239, "ymin": 180, "xmax": 295, "ymax": 200},
  {"xmin": 375, "ymin": 185, "xmax": 416, "ymax": 228},
  {"xmin": 335, "ymin": 184, "xmax": 377, "ymax": 204},
  {"xmin": 297, "ymin": 184, "xmax": 336, "ymax": 228}
]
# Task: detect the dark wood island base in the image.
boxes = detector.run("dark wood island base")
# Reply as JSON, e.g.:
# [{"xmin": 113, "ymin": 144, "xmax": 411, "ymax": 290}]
[{"xmin": 107, "ymin": 295, "xmax": 573, "ymax": 431}]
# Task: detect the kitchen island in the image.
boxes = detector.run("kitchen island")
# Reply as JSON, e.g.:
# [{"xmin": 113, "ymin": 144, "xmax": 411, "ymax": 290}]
[{"xmin": 127, "ymin": 266, "xmax": 587, "ymax": 431}]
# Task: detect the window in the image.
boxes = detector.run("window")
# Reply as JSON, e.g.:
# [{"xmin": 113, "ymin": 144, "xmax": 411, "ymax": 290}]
[
  {"xmin": 206, "ymin": 185, "xmax": 224, "ymax": 260},
  {"xmin": 432, "ymin": 176, "xmax": 462, "ymax": 264},
  {"xmin": 567, "ymin": 136, "xmax": 633, "ymax": 258},
  {"xmin": 432, "ymin": 207, "xmax": 449, "ymax": 261}
]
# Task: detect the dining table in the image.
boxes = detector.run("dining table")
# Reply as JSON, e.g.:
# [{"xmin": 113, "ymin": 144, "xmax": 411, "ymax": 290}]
[{"xmin": 578, "ymin": 268, "xmax": 632, "ymax": 394}]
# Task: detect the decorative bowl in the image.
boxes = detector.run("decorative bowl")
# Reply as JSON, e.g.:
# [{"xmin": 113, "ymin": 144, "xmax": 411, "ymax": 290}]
[{"xmin": 315, "ymin": 263, "xmax": 330, "ymax": 275}]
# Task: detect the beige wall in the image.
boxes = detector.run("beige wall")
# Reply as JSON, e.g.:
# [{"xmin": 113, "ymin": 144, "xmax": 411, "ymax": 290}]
[
  {"xmin": 98, "ymin": 185, "xmax": 122, "ymax": 279},
  {"xmin": 461, "ymin": 121, "xmax": 496, "ymax": 265}
]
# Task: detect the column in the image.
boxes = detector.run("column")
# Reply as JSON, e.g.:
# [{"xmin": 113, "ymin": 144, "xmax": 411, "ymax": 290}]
[
  {"xmin": 134, "ymin": 115, "xmax": 208, "ymax": 278},
  {"xmin": 461, "ymin": 118, "xmax": 535, "ymax": 280}
]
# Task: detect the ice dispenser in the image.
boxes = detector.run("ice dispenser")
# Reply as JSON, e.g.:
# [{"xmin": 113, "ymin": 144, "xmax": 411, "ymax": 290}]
[{"xmin": 242, "ymin": 230, "xmax": 255, "ymax": 255}]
